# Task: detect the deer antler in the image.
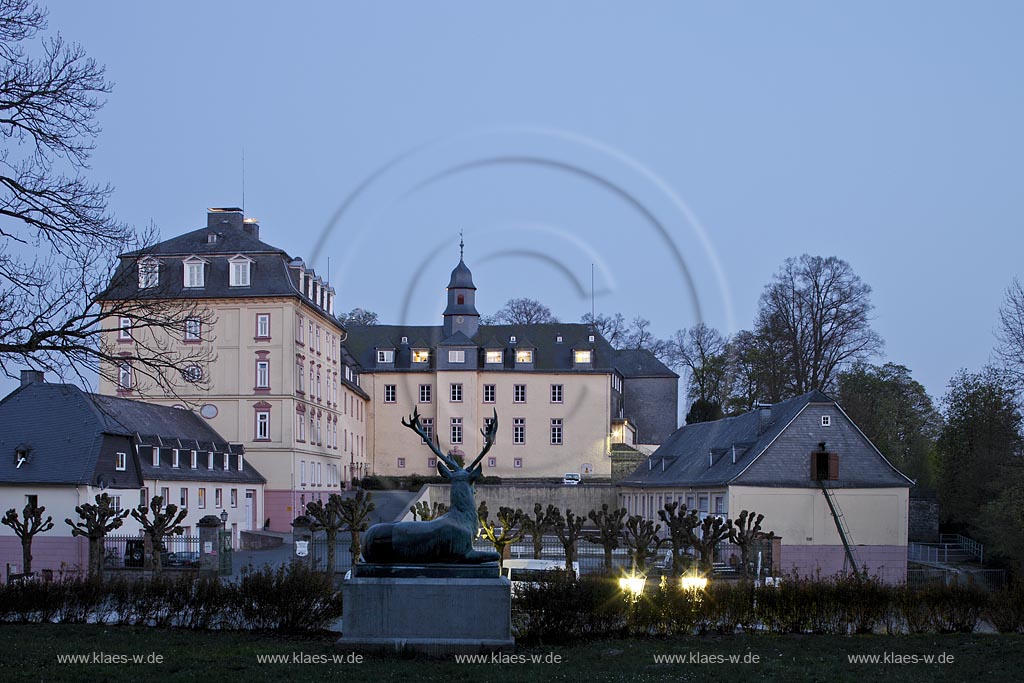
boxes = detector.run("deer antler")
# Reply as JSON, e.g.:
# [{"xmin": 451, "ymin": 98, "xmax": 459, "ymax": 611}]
[
  {"xmin": 401, "ymin": 407, "xmax": 459, "ymax": 470},
  {"xmin": 467, "ymin": 409, "xmax": 498, "ymax": 471}
]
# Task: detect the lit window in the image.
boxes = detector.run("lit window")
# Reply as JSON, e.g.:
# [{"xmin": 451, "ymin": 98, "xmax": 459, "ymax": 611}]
[
  {"xmin": 185, "ymin": 317, "xmax": 201, "ymax": 341},
  {"xmin": 419, "ymin": 384, "xmax": 432, "ymax": 403},
  {"xmin": 421, "ymin": 417, "xmax": 434, "ymax": 444},
  {"xmin": 550, "ymin": 418, "xmax": 563, "ymax": 445},
  {"xmin": 574, "ymin": 349, "xmax": 592, "ymax": 364},
  {"xmin": 256, "ymin": 361, "xmax": 270, "ymax": 388},
  {"xmin": 513, "ymin": 384, "xmax": 526, "ymax": 403},
  {"xmin": 448, "ymin": 350, "xmax": 465, "ymax": 363},
  {"xmin": 256, "ymin": 314, "xmax": 270, "ymax": 338},
  {"xmin": 229, "ymin": 257, "xmax": 251, "ymax": 287},
  {"xmin": 115, "ymin": 452, "xmax": 126, "ymax": 471},
  {"xmin": 118, "ymin": 317, "xmax": 132, "ymax": 340},
  {"xmin": 821, "ymin": 415, "xmax": 831, "ymax": 427},
  {"xmin": 551, "ymin": 384, "xmax": 563, "ymax": 403},
  {"xmin": 412, "ymin": 349, "xmax": 430, "ymax": 363},
  {"xmin": 384, "ymin": 385, "xmax": 396, "ymax": 403},
  {"xmin": 184, "ymin": 258, "xmax": 205, "ymax": 288},
  {"xmin": 516, "ymin": 349, "xmax": 533, "ymax": 363},
  {"xmin": 256, "ymin": 411, "xmax": 270, "ymax": 440},
  {"xmin": 138, "ymin": 258, "xmax": 159, "ymax": 288},
  {"xmin": 450, "ymin": 383, "xmax": 463, "ymax": 402},
  {"xmin": 198, "ymin": 488, "xmax": 206, "ymax": 509},
  {"xmin": 483, "ymin": 384, "xmax": 495, "ymax": 403},
  {"xmin": 451, "ymin": 417, "xmax": 463, "ymax": 444},
  {"xmin": 513, "ymin": 418, "xmax": 525, "ymax": 444},
  {"xmin": 377, "ymin": 349, "xmax": 394, "ymax": 364},
  {"xmin": 485, "ymin": 350, "xmax": 503, "ymax": 364}
]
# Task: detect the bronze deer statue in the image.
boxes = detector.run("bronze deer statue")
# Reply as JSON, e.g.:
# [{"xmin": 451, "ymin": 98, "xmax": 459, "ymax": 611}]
[{"xmin": 361, "ymin": 408, "xmax": 500, "ymax": 564}]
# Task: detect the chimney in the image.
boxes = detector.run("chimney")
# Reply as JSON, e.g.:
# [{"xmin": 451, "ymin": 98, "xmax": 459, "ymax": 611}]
[
  {"xmin": 207, "ymin": 207, "xmax": 244, "ymax": 232},
  {"xmin": 243, "ymin": 217, "xmax": 260, "ymax": 239},
  {"xmin": 20, "ymin": 370, "xmax": 44, "ymax": 386},
  {"xmin": 755, "ymin": 401, "xmax": 773, "ymax": 435}
]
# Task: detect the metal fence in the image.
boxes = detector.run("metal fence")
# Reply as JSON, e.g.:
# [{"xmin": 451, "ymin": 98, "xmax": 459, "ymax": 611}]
[
  {"xmin": 103, "ymin": 535, "xmax": 201, "ymax": 570},
  {"xmin": 907, "ymin": 565, "xmax": 1006, "ymax": 589}
]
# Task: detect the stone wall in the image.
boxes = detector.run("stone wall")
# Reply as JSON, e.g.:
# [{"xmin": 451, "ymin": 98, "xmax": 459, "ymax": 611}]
[{"xmin": 908, "ymin": 496, "xmax": 940, "ymax": 543}]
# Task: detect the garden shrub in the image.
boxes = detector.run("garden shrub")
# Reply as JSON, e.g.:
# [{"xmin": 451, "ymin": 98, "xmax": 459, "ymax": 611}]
[{"xmin": 986, "ymin": 582, "xmax": 1024, "ymax": 634}]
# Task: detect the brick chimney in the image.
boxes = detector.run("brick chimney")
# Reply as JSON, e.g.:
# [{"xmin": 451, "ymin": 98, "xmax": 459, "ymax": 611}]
[
  {"xmin": 20, "ymin": 370, "xmax": 44, "ymax": 386},
  {"xmin": 207, "ymin": 207, "xmax": 244, "ymax": 232}
]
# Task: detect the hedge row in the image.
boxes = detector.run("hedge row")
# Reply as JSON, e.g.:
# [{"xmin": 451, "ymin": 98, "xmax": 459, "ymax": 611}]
[
  {"xmin": 511, "ymin": 573, "xmax": 1024, "ymax": 643},
  {"xmin": 0, "ymin": 562, "xmax": 341, "ymax": 633}
]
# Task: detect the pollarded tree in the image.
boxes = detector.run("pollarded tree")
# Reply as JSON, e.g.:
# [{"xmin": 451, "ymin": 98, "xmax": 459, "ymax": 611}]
[
  {"xmin": 548, "ymin": 507, "xmax": 586, "ymax": 573},
  {"xmin": 339, "ymin": 490, "xmax": 375, "ymax": 563},
  {"xmin": 65, "ymin": 492, "xmax": 129, "ymax": 579},
  {"xmin": 584, "ymin": 504, "xmax": 628, "ymax": 572},
  {"xmin": 1, "ymin": 499, "xmax": 54, "ymax": 574},
  {"xmin": 520, "ymin": 503, "xmax": 556, "ymax": 560},
  {"xmin": 410, "ymin": 500, "xmax": 448, "ymax": 521},
  {"xmin": 622, "ymin": 515, "xmax": 663, "ymax": 573},
  {"xmin": 657, "ymin": 501, "xmax": 701, "ymax": 577},
  {"xmin": 694, "ymin": 515, "xmax": 733, "ymax": 574},
  {"xmin": 130, "ymin": 496, "xmax": 187, "ymax": 574},
  {"xmin": 477, "ymin": 502, "xmax": 525, "ymax": 568},
  {"xmin": 728, "ymin": 510, "xmax": 774, "ymax": 579},
  {"xmin": 305, "ymin": 495, "xmax": 345, "ymax": 579}
]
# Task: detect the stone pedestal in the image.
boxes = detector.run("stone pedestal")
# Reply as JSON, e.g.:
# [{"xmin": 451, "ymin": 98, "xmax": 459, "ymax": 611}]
[{"xmin": 338, "ymin": 563, "xmax": 513, "ymax": 655}]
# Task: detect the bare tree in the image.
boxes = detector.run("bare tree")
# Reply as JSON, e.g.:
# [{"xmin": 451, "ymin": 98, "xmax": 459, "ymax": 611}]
[
  {"xmin": 756, "ymin": 255, "xmax": 882, "ymax": 395},
  {"xmin": 0, "ymin": 1, "xmax": 213, "ymax": 393},
  {"xmin": 622, "ymin": 515, "xmax": 663, "ymax": 572},
  {"xmin": 2, "ymin": 498, "xmax": 53, "ymax": 574},
  {"xmin": 482, "ymin": 297, "xmax": 559, "ymax": 325},
  {"xmin": 548, "ymin": 507, "xmax": 586, "ymax": 573},
  {"xmin": 131, "ymin": 496, "xmax": 187, "ymax": 574},
  {"xmin": 666, "ymin": 323, "xmax": 732, "ymax": 408},
  {"xmin": 338, "ymin": 490, "xmax": 375, "ymax": 563},
  {"xmin": 65, "ymin": 492, "xmax": 128, "ymax": 579},
  {"xmin": 996, "ymin": 277, "xmax": 1024, "ymax": 386},
  {"xmin": 305, "ymin": 495, "xmax": 345, "ymax": 579},
  {"xmin": 581, "ymin": 312, "xmax": 627, "ymax": 347},
  {"xmin": 584, "ymin": 504, "xmax": 627, "ymax": 571},
  {"xmin": 341, "ymin": 307, "xmax": 379, "ymax": 326}
]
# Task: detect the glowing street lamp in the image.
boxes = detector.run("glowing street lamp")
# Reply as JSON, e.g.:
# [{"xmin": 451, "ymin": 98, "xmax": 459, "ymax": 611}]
[
  {"xmin": 681, "ymin": 567, "xmax": 708, "ymax": 592},
  {"xmin": 618, "ymin": 573, "xmax": 647, "ymax": 600}
]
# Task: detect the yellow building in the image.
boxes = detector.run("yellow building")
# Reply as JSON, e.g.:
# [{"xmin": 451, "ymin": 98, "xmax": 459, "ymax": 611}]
[
  {"xmin": 98, "ymin": 208, "xmax": 368, "ymax": 531},
  {"xmin": 344, "ymin": 250, "xmax": 679, "ymax": 480}
]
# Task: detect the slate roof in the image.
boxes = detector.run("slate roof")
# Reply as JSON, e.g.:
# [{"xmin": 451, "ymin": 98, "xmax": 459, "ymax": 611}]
[
  {"xmin": 0, "ymin": 381, "xmax": 264, "ymax": 487},
  {"xmin": 620, "ymin": 390, "xmax": 912, "ymax": 489},
  {"xmin": 344, "ymin": 322, "xmax": 677, "ymax": 378},
  {"xmin": 446, "ymin": 259, "xmax": 476, "ymax": 289},
  {"xmin": 99, "ymin": 224, "xmax": 343, "ymax": 329}
]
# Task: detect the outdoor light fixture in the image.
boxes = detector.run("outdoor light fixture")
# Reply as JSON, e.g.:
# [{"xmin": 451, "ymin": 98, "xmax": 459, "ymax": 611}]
[
  {"xmin": 618, "ymin": 574, "xmax": 647, "ymax": 600},
  {"xmin": 219, "ymin": 509, "xmax": 228, "ymax": 526},
  {"xmin": 681, "ymin": 567, "xmax": 708, "ymax": 592}
]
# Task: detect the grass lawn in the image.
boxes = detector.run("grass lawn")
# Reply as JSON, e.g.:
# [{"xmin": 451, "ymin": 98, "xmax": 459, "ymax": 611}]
[{"xmin": 0, "ymin": 625, "xmax": 1022, "ymax": 682}]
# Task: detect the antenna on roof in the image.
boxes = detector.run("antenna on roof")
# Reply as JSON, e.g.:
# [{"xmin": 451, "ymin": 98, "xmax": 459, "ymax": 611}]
[
  {"xmin": 241, "ymin": 148, "xmax": 245, "ymax": 213},
  {"xmin": 590, "ymin": 263, "xmax": 595, "ymax": 329}
]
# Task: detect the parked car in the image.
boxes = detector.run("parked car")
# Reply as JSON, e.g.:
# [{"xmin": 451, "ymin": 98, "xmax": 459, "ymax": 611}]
[
  {"xmin": 123, "ymin": 539, "xmax": 169, "ymax": 568},
  {"xmin": 562, "ymin": 472, "xmax": 581, "ymax": 486},
  {"xmin": 502, "ymin": 559, "xmax": 580, "ymax": 595},
  {"xmin": 166, "ymin": 551, "xmax": 201, "ymax": 568}
]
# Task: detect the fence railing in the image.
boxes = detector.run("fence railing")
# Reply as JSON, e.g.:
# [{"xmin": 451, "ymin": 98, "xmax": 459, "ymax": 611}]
[
  {"xmin": 939, "ymin": 533, "xmax": 984, "ymax": 564},
  {"xmin": 103, "ymin": 535, "xmax": 201, "ymax": 570}
]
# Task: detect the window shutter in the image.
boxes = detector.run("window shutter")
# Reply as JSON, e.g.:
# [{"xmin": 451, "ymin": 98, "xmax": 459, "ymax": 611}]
[{"xmin": 828, "ymin": 453, "xmax": 840, "ymax": 480}]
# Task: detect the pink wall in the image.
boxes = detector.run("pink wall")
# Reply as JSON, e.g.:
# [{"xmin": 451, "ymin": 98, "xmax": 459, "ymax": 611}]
[
  {"xmin": 780, "ymin": 544, "xmax": 907, "ymax": 584},
  {"xmin": 265, "ymin": 488, "xmax": 335, "ymax": 532},
  {"xmin": 0, "ymin": 536, "xmax": 87, "ymax": 580}
]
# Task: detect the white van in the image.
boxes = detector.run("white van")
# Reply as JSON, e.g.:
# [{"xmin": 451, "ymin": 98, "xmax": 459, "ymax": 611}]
[
  {"xmin": 563, "ymin": 472, "xmax": 581, "ymax": 485},
  {"xmin": 502, "ymin": 559, "xmax": 580, "ymax": 594}
]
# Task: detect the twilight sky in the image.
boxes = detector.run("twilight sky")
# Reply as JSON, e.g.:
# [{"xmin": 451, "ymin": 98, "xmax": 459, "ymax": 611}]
[{"xmin": 7, "ymin": 1, "xmax": 1023, "ymax": 402}]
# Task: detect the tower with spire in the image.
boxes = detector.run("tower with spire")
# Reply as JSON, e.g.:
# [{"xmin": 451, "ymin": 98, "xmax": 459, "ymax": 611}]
[{"xmin": 442, "ymin": 233, "xmax": 479, "ymax": 338}]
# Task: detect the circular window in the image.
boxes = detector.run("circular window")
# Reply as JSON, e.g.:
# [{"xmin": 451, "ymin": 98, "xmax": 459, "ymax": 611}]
[
  {"xmin": 200, "ymin": 404, "xmax": 218, "ymax": 419},
  {"xmin": 182, "ymin": 365, "xmax": 203, "ymax": 383}
]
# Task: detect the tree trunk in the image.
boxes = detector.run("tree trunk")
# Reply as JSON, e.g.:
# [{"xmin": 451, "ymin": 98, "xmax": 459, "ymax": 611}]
[
  {"xmin": 603, "ymin": 545, "xmax": 613, "ymax": 571},
  {"xmin": 532, "ymin": 534, "xmax": 543, "ymax": 560},
  {"xmin": 349, "ymin": 529, "xmax": 361, "ymax": 565},
  {"xmin": 563, "ymin": 541, "xmax": 576, "ymax": 573},
  {"xmin": 149, "ymin": 533, "xmax": 162, "ymax": 574},
  {"xmin": 21, "ymin": 537, "xmax": 32, "ymax": 575},
  {"xmin": 89, "ymin": 537, "xmax": 103, "ymax": 580},
  {"xmin": 325, "ymin": 528, "xmax": 337, "ymax": 579}
]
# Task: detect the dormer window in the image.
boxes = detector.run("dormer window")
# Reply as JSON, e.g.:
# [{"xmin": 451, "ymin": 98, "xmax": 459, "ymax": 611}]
[
  {"xmin": 516, "ymin": 349, "xmax": 533, "ymax": 363},
  {"xmin": 509, "ymin": 335, "xmax": 517, "ymax": 343},
  {"xmin": 588, "ymin": 335, "xmax": 595, "ymax": 343},
  {"xmin": 207, "ymin": 233, "xmax": 218, "ymax": 244},
  {"xmin": 556, "ymin": 335, "xmax": 563, "ymax": 344},
  {"xmin": 229, "ymin": 255, "xmax": 252, "ymax": 287},
  {"xmin": 485, "ymin": 350, "xmax": 503, "ymax": 364},
  {"xmin": 183, "ymin": 256, "xmax": 206, "ymax": 288},
  {"xmin": 138, "ymin": 258, "xmax": 159, "ymax": 288},
  {"xmin": 412, "ymin": 349, "xmax": 429, "ymax": 363},
  {"xmin": 574, "ymin": 349, "xmax": 592, "ymax": 364},
  {"xmin": 401, "ymin": 336, "xmax": 409, "ymax": 345},
  {"xmin": 377, "ymin": 349, "xmax": 394, "ymax": 364}
]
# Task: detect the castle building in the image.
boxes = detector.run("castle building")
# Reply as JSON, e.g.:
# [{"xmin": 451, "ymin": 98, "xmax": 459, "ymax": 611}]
[
  {"xmin": 344, "ymin": 249, "xmax": 678, "ymax": 479},
  {"xmin": 98, "ymin": 208, "xmax": 368, "ymax": 531}
]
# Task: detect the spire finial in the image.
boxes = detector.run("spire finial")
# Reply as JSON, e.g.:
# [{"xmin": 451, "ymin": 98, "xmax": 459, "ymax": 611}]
[{"xmin": 459, "ymin": 230, "xmax": 465, "ymax": 260}]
